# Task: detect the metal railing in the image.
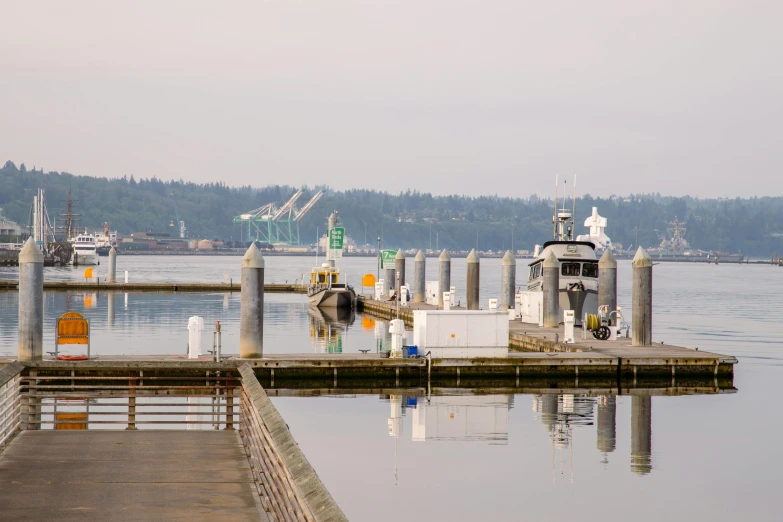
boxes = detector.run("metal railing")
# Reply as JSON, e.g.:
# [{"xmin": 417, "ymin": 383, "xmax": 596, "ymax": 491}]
[{"xmin": 0, "ymin": 362, "xmax": 25, "ymax": 453}]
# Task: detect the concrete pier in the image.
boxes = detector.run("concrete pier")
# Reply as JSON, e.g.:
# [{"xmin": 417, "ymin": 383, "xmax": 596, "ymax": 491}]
[
  {"xmin": 598, "ymin": 249, "xmax": 617, "ymax": 316},
  {"xmin": 466, "ymin": 249, "xmax": 480, "ymax": 310},
  {"xmin": 632, "ymin": 247, "xmax": 653, "ymax": 346},
  {"xmin": 18, "ymin": 238, "xmax": 43, "ymax": 362},
  {"xmin": 413, "ymin": 250, "xmax": 425, "ymax": 303},
  {"xmin": 107, "ymin": 246, "xmax": 117, "ymax": 283},
  {"xmin": 500, "ymin": 250, "xmax": 515, "ymax": 309},
  {"xmin": 395, "ymin": 249, "xmax": 406, "ymax": 297},
  {"xmin": 239, "ymin": 244, "xmax": 265, "ymax": 358},
  {"xmin": 438, "ymin": 249, "xmax": 451, "ymax": 308},
  {"xmin": 631, "ymin": 396, "xmax": 652, "ymax": 474},
  {"xmin": 542, "ymin": 251, "xmax": 559, "ymax": 328}
]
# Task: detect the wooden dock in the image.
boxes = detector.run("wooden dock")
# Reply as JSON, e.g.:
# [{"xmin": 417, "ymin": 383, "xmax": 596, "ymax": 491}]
[{"xmin": 0, "ymin": 281, "xmax": 307, "ymax": 293}]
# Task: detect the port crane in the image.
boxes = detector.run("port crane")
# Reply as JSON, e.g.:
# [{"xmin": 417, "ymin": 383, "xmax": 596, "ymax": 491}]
[
  {"xmin": 233, "ymin": 190, "xmax": 323, "ymax": 245},
  {"xmin": 169, "ymin": 193, "xmax": 186, "ymax": 238}
]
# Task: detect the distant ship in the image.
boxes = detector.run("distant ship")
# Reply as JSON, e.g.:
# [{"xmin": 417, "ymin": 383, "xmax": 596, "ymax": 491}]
[
  {"xmin": 70, "ymin": 233, "xmax": 99, "ymax": 266},
  {"xmin": 95, "ymin": 222, "xmax": 118, "ymax": 256}
]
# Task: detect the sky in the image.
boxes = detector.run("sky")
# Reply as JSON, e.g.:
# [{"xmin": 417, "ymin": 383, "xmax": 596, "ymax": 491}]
[{"xmin": 1, "ymin": 1, "xmax": 781, "ymax": 198}]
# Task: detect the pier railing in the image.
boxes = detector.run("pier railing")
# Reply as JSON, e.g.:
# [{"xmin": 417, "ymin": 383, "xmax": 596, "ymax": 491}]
[
  {"xmin": 238, "ymin": 363, "xmax": 347, "ymax": 522},
  {"xmin": 0, "ymin": 362, "xmax": 25, "ymax": 453}
]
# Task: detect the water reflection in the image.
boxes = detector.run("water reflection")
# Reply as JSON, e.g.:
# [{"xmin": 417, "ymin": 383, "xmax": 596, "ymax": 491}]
[
  {"xmin": 307, "ymin": 306, "xmax": 356, "ymax": 353},
  {"xmin": 381, "ymin": 392, "xmax": 656, "ymax": 481}
]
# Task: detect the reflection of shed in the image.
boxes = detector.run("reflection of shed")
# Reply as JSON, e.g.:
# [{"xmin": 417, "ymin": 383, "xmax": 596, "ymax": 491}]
[{"xmin": 412, "ymin": 395, "xmax": 512, "ymax": 443}]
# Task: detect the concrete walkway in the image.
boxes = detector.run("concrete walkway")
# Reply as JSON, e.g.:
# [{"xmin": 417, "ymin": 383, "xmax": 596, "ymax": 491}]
[{"xmin": 0, "ymin": 430, "xmax": 267, "ymax": 521}]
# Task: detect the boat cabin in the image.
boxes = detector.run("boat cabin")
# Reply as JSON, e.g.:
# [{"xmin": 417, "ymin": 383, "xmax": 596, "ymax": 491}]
[
  {"xmin": 310, "ymin": 264, "xmax": 341, "ymax": 286},
  {"xmin": 527, "ymin": 241, "xmax": 598, "ymax": 290}
]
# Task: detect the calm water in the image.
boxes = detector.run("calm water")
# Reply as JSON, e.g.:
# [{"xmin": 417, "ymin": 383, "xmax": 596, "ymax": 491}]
[{"xmin": 1, "ymin": 256, "xmax": 781, "ymax": 521}]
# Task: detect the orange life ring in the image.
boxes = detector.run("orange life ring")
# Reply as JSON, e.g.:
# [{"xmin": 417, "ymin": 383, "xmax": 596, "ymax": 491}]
[{"xmin": 57, "ymin": 355, "xmax": 89, "ymax": 361}]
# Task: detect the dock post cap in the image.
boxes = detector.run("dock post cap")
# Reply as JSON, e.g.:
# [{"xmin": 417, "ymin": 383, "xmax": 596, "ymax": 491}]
[
  {"xmin": 395, "ymin": 249, "xmax": 405, "ymax": 260},
  {"xmin": 109, "ymin": 246, "xmax": 117, "ymax": 255},
  {"xmin": 632, "ymin": 246, "xmax": 652, "ymax": 267},
  {"xmin": 598, "ymin": 248, "xmax": 617, "ymax": 268},
  {"xmin": 439, "ymin": 249, "xmax": 451, "ymax": 261},
  {"xmin": 467, "ymin": 248, "xmax": 479, "ymax": 263},
  {"xmin": 501, "ymin": 250, "xmax": 515, "ymax": 266},
  {"xmin": 543, "ymin": 250, "xmax": 559, "ymax": 268},
  {"xmin": 19, "ymin": 237, "xmax": 43, "ymax": 263},
  {"xmin": 415, "ymin": 250, "xmax": 425, "ymax": 261},
  {"xmin": 242, "ymin": 243, "xmax": 265, "ymax": 269}
]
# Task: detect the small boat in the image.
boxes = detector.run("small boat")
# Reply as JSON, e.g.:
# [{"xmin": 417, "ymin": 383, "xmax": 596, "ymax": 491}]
[
  {"xmin": 70, "ymin": 233, "xmax": 99, "ymax": 266},
  {"xmin": 308, "ymin": 264, "xmax": 356, "ymax": 309}
]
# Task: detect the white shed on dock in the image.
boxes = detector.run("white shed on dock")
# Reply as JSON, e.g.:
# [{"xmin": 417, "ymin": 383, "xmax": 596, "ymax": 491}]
[{"xmin": 412, "ymin": 310, "xmax": 509, "ymax": 358}]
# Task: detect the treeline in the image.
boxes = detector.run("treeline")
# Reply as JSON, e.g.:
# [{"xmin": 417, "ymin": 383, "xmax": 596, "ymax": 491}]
[{"xmin": 2, "ymin": 160, "xmax": 782, "ymax": 256}]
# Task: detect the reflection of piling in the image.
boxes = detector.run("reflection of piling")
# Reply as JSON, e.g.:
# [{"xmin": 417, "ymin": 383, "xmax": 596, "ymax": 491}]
[
  {"xmin": 598, "ymin": 249, "xmax": 617, "ymax": 316},
  {"xmin": 107, "ymin": 246, "xmax": 117, "ymax": 283},
  {"xmin": 540, "ymin": 394, "xmax": 558, "ymax": 431},
  {"xmin": 438, "ymin": 250, "xmax": 451, "ymax": 308},
  {"xmin": 18, "ymin": 237, "xmax": 44, "ymax": 361},
  {"xmin": 543, "ymin": 251, "xmax": 560, "ymax": 328},
  {"xmin": 632, "ymin": 247, "xmax": 653, "ymax": 346},
  {"xmin": 500, "ymin": 250, "xmax": 515, "ymax": 309},
  {"xmin": 240, "ymin": 244, "xmax": 265, "ymax": 358},
  {"xmin": 394, "ymin": 249, "xmax": 406, "ymax": 297},
  {"xmin": 596, "ymin": 396, "xmax": 617, "ymax": 453},
  {"xmin": 413, "ymin": 250, "xmax": 425, "ymax": 303},
  {"xmin": 108, "ymin": 292, "xmax": 115, "ymax": 328},
  {"xmin": 466, "ymin": 249, "xmax": 480, "ymax": 310},
  {"xmin": 631, "ymin": 396, "xmax": 652, "ymax": 474}
]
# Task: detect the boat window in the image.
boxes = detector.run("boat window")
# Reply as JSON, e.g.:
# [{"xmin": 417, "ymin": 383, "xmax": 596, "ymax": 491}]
[
  {"xmin": 331, "ymin": 274, "xmax": 338, "ymax": 284},
  {"xmin": 561, "ymin": 262, "xmax": 580, "ymax": 276},
  {"xmin": 582, "ymin": 262, "xmax": 598, "ymax": 278},
  {"xmin": 318, "ymin": 274, "xmax": 326, "ymax": 284},
  {"xmin": 529, "ymin": 263, "xmax": 541, "ymax": 281}
]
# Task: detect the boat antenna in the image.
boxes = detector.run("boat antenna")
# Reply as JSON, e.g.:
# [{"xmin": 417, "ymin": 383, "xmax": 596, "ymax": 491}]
[
  {"xmin": 315, "ymin": 226, "xmax": 319, "ymax": 267},
  {"xmin": 553, "ymin": 175, "xmax": 558, "ymax": 239},
  {"xmin": 571, "ymin": 176, "xmax": 577, "ymax": 241}
]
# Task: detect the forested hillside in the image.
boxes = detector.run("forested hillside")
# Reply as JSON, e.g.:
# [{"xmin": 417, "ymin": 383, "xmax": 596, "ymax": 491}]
[{"xmin": 2, "ymin": 160, "xmax": 782, "ymax": 256}]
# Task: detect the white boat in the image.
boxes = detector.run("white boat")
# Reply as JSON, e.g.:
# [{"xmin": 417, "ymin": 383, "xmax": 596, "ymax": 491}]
[
  {"xmin": 526, "ymin": 186, "xmax": 598, "ymax": 325},
  {"xmin": 71, "ymin": 233, "xmax": 99, "ymax": 266},
  {"xmin": 307, "ymin": 264, "xmax": 355, "ymax": 309}
]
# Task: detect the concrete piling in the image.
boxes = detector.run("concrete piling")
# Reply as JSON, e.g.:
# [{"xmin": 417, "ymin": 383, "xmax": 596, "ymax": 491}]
[
  {"xmin": 500, "ymin": 250, "xmax": 515, "ymax": 309},
  {"xmin": 632, "ymin": 247, "xmax": 653, "ymax": 346},
  {"xmin": 542, "ymin": 251, "xmax": 560, "ymax": 328},
  {"xmin": 466, "ymin": 249, "xmax": 480, "ymax": 310},
  {"xmin": 413, "ymin": 250, "xmax": 425, "ymax": 303},
  {"xmin": 598, "ymin": 249, "xmax": 617, "ymax": 317},
  {"xmin": 239, "ymin": 243, "xmax": 265, "ymax": 358},
  {"xmin": 18, "ymin": 237, "xmax": 44, "ymax": 361},
  {"xmin": 327, "ymin": 212, "xmax": 336, "ymax": 268},
  {"xmin": 385, "ymin": 267, "xmax": 395, "ymax": 297},
  {"xmin": 438, "ymin": 250, "xmax": 451, "ymax": 308},
  {"xmin": 631, "ymin": 396, "xmax": 652, "ymax": 475},
  {"xmin": 394, "ymin": 249, "xmax": 406, "ymax": 297},
  {"xmin": 107, "ymin": 246, "xmax": 117, "ymax": 283}
]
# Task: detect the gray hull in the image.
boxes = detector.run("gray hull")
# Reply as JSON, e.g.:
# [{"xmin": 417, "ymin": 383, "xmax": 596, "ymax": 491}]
[{"xmin": 308, "ymin": 288, "xmax": 355, "ymax": 309}]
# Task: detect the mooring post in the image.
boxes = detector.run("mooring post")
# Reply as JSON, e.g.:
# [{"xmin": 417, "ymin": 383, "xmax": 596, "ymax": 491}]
[
  {"xmin": 107, "ymin": 246, "xmax": 117, "ymax": 283},
  {"xmin": 500, "ymin": 250, "xmax": 515, "ymax": 309},
  {"xmin": 240, "ymin": 243, "xmax": 265, "ymax": 358},
  {"xmin": 394, "ymin": 249, "xmax": 406, "ymax": 298},
  {"xmin": 466, "ymin": 248, "xmax": 480, "ymax": 310},
  {"xmin": 413, "ymin": 250, "xmax": 425, "ymax": 303},
  {"xmin": 385, "ymin": 265, "xmax": 395, "ymax": 297},
  {"xmin": 632, "ymin": 247, "xmax": 652, "ymax": 346},
  {"xmin": 438, "ymin": 249, "xmax": 451, "ymax": 308},
  {"xmin": 18, "ymin": 237, "xmax": 43, "ymax": 361},
  {"xmin": 543, "ymin": 251, "xmax": 560, "ymax": 328},
  {"xmin": 631, "ymin": 396, "xmax": 652, "ymax": 475},
  {"xmin": 598, "ymin": 249, "xmax": 617, "ymax": 317}
]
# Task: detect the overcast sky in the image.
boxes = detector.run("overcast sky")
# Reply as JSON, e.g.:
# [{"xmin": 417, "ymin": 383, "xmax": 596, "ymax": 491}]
[{"xmin": 2, "ymin": 1, "xmax": 780, "ymax": 198}]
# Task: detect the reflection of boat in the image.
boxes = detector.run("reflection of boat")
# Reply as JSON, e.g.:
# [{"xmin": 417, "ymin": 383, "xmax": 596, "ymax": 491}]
[
  {"xmin": 527, "ymin": 184, "xmax": 597, "ymax": 324},
  {"xmin": 71, "ymin": 233, "xmax": 99, "ymax": 266},
  {"xmin": 307, "ymin": 305, "xmax": 355, "ymax": 353},
  {"xmin": 307, "ymin": 264, "xmax": 356, "ymax": 309}
]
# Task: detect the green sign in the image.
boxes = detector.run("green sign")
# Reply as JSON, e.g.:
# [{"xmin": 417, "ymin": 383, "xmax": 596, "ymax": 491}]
[
  {"xmin": 381, "ymin": 249, "xmax": 396, "ymax": 268},
  {"xmin": 328, "ymin": 228, "xmax": 344, "ymax": 260}
]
